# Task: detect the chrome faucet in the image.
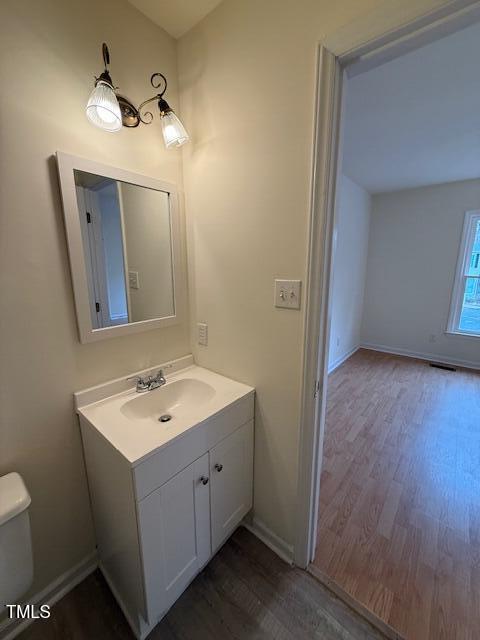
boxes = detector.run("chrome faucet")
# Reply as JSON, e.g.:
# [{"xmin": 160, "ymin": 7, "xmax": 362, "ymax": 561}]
[{"xmin": 127, "ymin": 369, "xmax": 167, "ymax": 393}]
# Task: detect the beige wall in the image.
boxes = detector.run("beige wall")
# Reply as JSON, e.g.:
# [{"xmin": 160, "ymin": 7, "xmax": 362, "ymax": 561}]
[
  {"xmin": 329, "ymin": 176, "xmax": 371, "ymax": 372},
  {"xmin": 0, "ymin": 0, "xmax": 189, "ymax": 598},
  {"xmin": 121, "ymin": 183, "xmax": 175, "ymax": 322},
  {"xmin": 178, "ymin": 0, "xmax": 452, "ymax": 546},
  {"xmin": 363, "ymin": 179, "xmax": 480, "ymax": 366}
]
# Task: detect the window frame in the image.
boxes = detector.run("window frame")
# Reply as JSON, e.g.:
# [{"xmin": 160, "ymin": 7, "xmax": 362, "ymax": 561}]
[{"xmin": 447, "ymin": 209, "xmax": 480, "ymax": 337}]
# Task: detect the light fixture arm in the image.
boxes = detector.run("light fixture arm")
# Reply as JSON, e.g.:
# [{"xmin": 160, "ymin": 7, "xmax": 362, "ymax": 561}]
[
  {"xmin": 135, "ymin": 74, "xmax": 172, "ymax": 124},
  {"xmin": 102, "ymin": 43, "xmax": 110, "ymax": 68},
  {"xmin": 136, "ymin": 95, "xmax": 158, "ymax": 125},
  {"xmin": 150, "ymin": 73, "xmax": 167, "ymax": 97},
  {"xmin": 94, "ymin": 43, "xmax": 115, "ymax": 88}
]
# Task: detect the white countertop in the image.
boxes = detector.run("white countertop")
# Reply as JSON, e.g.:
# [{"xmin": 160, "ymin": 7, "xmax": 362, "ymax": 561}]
[{"xmin": 77, "ymin": 364, "xmax": 254, "ymax": 466}]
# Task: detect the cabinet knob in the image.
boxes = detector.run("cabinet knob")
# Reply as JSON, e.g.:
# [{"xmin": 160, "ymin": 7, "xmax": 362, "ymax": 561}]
[
  {"xmin": 214, "ymin": 463, "xmax": 223, "ymax": 472},
  {"xmin": 200, "ymin": 476, "xmax": 209, "ymax": 485}
]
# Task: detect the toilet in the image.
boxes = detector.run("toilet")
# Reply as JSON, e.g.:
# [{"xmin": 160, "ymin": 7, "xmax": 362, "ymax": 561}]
[{"xmin": 0, "ymin": 473, "xmax": 33, "ymax": 609}]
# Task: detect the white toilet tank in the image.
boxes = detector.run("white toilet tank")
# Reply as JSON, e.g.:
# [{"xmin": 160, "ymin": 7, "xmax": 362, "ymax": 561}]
[{"xmin": 0, "ymin": 473, "xmax": 33, "ymax": 609}]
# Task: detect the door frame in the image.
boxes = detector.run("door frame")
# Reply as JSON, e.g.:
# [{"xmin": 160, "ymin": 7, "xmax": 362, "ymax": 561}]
[{"xmin": 295, "ymin": 0, "xmax": 480, "ymax": 568}]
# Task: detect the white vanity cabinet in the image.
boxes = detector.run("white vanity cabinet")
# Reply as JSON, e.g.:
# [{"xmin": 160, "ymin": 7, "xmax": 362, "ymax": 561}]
[
  {"xmin": 137, "ymin": 420, "xmax": 253, "ymax": 626},
  {"xmin": 138, "ymin": 453, "xmax": 211, "ymax": 622},
  {"xmin": 78, "ymin": 368, "xmax": 254, "ymax": 640},
  {"xmin": 210, "ymin": 422, "xmax": 254, "ymax": 552}
]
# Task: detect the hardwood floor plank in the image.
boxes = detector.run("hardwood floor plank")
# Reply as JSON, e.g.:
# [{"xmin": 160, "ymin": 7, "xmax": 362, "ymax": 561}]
[
  {"xmin": 377, "ymin": 481, "xmax": 403, "ymax": 539},
  {"xmin": 16, "ymin": 528, "xmax": 386, "ymax": 640},
  {"xmin": 314, "ymin": 349, "xmax": 480, "ymax": 640}
]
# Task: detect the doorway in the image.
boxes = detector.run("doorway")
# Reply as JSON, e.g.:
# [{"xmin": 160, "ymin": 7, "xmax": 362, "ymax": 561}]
[{"xmin": 296, "ymin": 3, "xmax": 480, "ymax": 640}]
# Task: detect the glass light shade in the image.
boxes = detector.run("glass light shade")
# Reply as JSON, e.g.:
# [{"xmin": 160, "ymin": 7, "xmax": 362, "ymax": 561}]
[
  {"xmin": 160, "ymin": 111, "xmax": 189, "ymax": 148},
  {"xmin": 86, "ymin": 81, "xmax": 122, "ymax": 132}
]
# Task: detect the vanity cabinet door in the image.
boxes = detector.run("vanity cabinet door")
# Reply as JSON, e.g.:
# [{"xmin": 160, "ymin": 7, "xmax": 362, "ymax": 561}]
[
  {"xmin": 210, "ymin": 420, "xmax": 254, "ymax": 552},
  {"xmin": 138, "ymin": 453, "xmax": 211, "ymax": 623}
]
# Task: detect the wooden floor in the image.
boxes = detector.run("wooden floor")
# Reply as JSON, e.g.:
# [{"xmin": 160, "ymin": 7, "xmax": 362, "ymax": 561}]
[
  {"xmin": 18, "ymin": 527, "xmax": 386, "ymax": 640},
  {"xmin": 314, "ymin": 349, "xmax": 480, "ymax": 640}
]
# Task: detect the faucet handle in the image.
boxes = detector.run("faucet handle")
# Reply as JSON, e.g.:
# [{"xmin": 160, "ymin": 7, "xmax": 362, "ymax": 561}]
[
  {"xmin": 127, "ymin": 374, "xmax": 143, "ymax": 382},
  {"xmin": 151, "ymin": 368, "xmax": 169, "ymax": 385},
  {"xmin": 127, "ymin": 375, "xmax": 149, "ymax": 391}
]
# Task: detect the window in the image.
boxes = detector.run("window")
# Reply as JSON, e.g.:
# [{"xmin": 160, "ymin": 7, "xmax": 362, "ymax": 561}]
[{"xmin": 448, "ymin": 211, "xmax": 480, "ymax": 336}]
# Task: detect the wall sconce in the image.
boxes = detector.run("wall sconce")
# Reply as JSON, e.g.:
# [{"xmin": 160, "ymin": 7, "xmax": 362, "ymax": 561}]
[{"xmin": 86, "ymin": 43, "xmax": 189, "ymax": 148}]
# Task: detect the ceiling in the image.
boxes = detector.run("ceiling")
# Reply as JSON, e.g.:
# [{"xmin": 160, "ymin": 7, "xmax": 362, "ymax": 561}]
[
  {"xmin": 342, "ymin": 21, "xmax": 480, "ymax": 194},
  {"xmin": 127, "ymin": 0, "xmax": 224, "ymax": 38}
]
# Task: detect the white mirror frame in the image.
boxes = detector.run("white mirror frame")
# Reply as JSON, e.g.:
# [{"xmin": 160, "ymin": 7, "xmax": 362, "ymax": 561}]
[{"xmin": 56, "ymin": 151, "xmax": 186, "ymax": 343}]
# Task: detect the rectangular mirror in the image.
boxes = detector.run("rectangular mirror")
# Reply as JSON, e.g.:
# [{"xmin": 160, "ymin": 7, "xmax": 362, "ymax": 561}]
[{"xmin": 56, "ymin": 153, "xmax": 185, "ymax": 343}]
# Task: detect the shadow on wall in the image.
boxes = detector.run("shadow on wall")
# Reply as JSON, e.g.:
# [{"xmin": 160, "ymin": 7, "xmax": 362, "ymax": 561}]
[{"xmin": 178, "ymin": 29, "xmax": 215, "ymax": 153}]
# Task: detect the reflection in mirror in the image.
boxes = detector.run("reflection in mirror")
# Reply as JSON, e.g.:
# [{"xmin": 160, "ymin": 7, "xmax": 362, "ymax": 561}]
[{"xmin": 74, "ymin": 170, "xmax": 175, "ymax": 329}]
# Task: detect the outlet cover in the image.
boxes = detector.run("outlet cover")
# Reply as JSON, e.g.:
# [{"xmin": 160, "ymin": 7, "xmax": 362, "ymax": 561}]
[
  {"xmin": 274, "ymin": 279, "xmax": 302, "ymax": 310},
  {"xmin": 198, "ymin": 322, "xmax": 208, "ymax": 346},
  {"xmin": 129, "ymin": 271, "xmax": 140, "ymax": 289}
]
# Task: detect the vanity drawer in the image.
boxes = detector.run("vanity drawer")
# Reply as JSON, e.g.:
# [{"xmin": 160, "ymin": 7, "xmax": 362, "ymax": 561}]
[{"xmin": 133, "ymin": 392, "xmax": 254, "ymax": 501}]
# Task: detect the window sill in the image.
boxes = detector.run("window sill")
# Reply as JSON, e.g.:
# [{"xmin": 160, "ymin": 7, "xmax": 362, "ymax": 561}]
[{"xmin": 445, "ymin": 330, "xmax": 480, "ymax": 340}]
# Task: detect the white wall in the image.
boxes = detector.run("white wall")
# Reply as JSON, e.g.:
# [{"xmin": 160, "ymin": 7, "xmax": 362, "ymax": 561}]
[
  {"xmin": 178, "ymin": 0, "xmax": 451, "ymax": 547},
  {"xmin": 362, "ymin": 178, "xmax": 480, "ymax": 367},
  {"xmin": 0, "ymin": 0, "xmax": 188, "ymax": 601},
  {"xmin": 97, "ymin": 184, "xmax": 128, "ymax": 321},
  {"xmin": 328, "ymin": 176, "xmax": 371, "ymax": 371},
  {"xmin": 121, "ymin": 184, "xmax": 175, "ymax": 322}
]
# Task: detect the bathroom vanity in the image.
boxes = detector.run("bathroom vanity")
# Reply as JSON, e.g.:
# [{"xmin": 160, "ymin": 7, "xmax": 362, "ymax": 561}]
[{"xmin": 76, "ymin": 356, "xmax": 254, "ymax": 639}]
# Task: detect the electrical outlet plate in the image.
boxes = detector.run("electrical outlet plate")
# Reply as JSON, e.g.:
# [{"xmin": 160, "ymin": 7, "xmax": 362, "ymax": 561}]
[
  {"xmin": 274, "ymin": 279, "xmax": 302, "ymax": 309},
  {"xmin": 197, "ymin": 322, "xmax": 208, "ymax": 346}
]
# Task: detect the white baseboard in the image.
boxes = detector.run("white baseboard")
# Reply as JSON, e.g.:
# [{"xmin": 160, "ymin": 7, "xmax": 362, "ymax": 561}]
[
  {"xmin": 328, "ymin": 345, "xmax": 360, "ymax": 373},
  {"xmin": 361, "ymin": 342, "xmax": 480, "ymax": 371},
  {"xmin": 99, "ymin": 563, "xmax": 150, "ymax": 640},
  {"xmin": 243, "ymin": 517, "xmax": 294, "ymax": 565},
  {"xmin": 0, "ymin": 551, "xmax": 98, "ymax": 640}
]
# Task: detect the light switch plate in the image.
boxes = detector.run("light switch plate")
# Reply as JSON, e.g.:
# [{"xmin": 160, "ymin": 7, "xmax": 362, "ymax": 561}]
[
  {"xmin": 274, "ymin": 279, "xmax": 302, "ymax": 309},
  {"xmin": 129, "ymin": 271, "xmax": 140, "ymax": 289},
  {"xmin": 197, "ymin": 322, "xmax": 208, "ymax": 346}
]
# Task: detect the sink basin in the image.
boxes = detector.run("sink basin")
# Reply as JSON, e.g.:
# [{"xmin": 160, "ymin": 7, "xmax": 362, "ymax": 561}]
[
  {"xmin": 75, "ymin": 363, "xmax": 255, "ymax": 465},
  {"xmin": 121, "ymin": 378, "xmax": 216, "ymax": 422}
]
